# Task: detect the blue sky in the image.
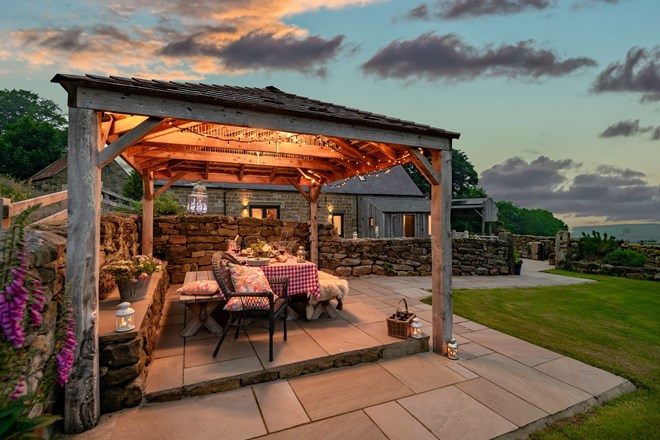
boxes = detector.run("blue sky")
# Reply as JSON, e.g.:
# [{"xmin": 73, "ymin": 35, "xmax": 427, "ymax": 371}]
[{"xmin": 1, "ymin": 0, "xmax": 658, "ymax": 226}]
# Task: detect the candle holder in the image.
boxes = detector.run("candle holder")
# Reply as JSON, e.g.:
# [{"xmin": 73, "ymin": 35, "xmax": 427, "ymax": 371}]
[{"xmin": 115, "ymin": 302, "xmax": 135, "ymax": 333}]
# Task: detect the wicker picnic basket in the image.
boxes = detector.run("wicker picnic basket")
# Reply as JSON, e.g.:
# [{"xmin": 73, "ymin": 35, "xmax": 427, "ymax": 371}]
[{"xmin": 387, "ymin": 298, "xmax": 415, "ymax": 339}]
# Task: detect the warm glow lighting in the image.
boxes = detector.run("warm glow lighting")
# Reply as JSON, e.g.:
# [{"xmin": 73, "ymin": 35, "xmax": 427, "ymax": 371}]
[
  {"xmin": 115, "ymin": 302, "xmax": 135, "ymax": 333},
  {"xmin": 369, "ymin": 216, "xmax": 374, "ymax": 227},
  {"xmin": 410, "ymin": 318, "xmax": 423, "ymax": 339},
  {"xmin": 447, "ymin": 338, "xmax": 459, "ymax": 360}
]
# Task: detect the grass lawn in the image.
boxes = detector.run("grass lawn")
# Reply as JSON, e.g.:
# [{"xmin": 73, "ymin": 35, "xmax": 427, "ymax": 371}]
[{"xmin": 423, "ymin": 270, "xmax": 660, "ymax": 439}]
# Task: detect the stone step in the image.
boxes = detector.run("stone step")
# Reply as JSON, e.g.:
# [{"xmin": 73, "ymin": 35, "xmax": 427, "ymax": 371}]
[{"xmin": 145, "ymin": 335, "xmax": 429, "ymax": 404}]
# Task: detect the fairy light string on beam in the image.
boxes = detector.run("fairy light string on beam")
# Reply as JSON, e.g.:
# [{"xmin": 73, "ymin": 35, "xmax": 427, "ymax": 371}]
[{"xmin": 163, "ymin": 120, "xmax": 411, "ymax": 182}]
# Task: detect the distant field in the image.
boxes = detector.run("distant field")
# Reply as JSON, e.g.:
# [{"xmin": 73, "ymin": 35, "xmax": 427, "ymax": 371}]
[{"xmin": 572, "ymin": 223, "xmax": 660, "ymax": 243}]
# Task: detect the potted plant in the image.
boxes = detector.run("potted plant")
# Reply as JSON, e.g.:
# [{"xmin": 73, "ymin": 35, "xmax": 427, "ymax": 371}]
[
  {"xmin": 104, "ymin": 255, "xmax": 163, "ymax": 302},
  {"xmin": 513, "ymin": 250, "xmax": 523, "ymax": 275}
]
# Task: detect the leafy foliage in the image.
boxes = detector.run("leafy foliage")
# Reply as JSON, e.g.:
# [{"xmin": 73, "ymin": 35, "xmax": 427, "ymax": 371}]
[
  {"xmin": 122, "ymin": 170, "xmax": 143, "ymax": 200},
  {"xmin": 0, "ymin": 116, "xmax": 67, "ymax": 180},
  {"xmin": 496, "ymin": 201, "xmax": 568, "ymax": 237},
  {"xmin": 0, "ymin": 175, "xmax": 36, "ymax": 202},
  {"xmin": 403, "ymin": 149, "xmax": 486, "ymax": 198},
  {"xmin": 603, "ymin": 249, "xmax": 647, "ymax": 267},
  {"xmin": 0, "ymin": 89, "xmax": 66, "ymax": 133},
  {"xmin": 132, "ymin": 193, "xmax": 183, "ymax": 216},
  {"xmin": 578, "ymin": 231, "xmax": 620, "ymax": 260},
  {"xmin": 1, "ymin": 207, "xmax": 76, "ymax": 439}
]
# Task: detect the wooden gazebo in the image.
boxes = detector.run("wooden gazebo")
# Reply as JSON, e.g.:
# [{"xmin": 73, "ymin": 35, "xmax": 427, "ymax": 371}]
[{"xmin": 51, "ymin": 73, "xmax": 460, "ymax": 432}]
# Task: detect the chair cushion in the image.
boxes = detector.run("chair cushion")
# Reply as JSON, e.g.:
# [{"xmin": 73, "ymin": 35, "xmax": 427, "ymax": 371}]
[
  {"xmin": 177, "ymin": 280, "xmax": 221, "ymax": 297},
  {"xmin": 223, "ymin": 295, "xmax": 276, "ymax": 311},
  {"xmin": 228, "ymin": 263, "xmax": 272, "ymax": 294}
]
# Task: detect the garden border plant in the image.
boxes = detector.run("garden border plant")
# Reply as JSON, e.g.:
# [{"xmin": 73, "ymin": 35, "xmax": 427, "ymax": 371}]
[{"xmin": 0, "ymin": 207, "xmax": 77, "ymax": 439}]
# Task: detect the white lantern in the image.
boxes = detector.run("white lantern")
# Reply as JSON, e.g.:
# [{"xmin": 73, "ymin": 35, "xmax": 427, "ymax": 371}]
[
  {"xmin": 410, "ymin": 318, "xmax": 423, "ymax": 339},
  {"xmin": 447, "ymin": 338, "xmax": 459, "ymax": 360},
  {"xmin": 187, "ymin": 183, "xmax": 208, "ymax": 215},
  {"xmin": 115, "ymin": 302, "xmax": 135, "ymax": 332}
]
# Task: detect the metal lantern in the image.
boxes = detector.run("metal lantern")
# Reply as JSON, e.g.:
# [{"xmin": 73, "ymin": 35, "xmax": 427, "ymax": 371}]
[
  {"xmin": 115, "ymin": 302, "xmax": 135, "ymax": 333},
  {"xmin": 296, "ymin": 246, "xmax": 307, "ymax": 263},
  {"xmin": 187, "ymin": 183, "xmax": 208, "ymax": 215},
  {"xmin": 447, "ymin": 338, "xmax": 459, "ymax": 360},
  {"xmin": 410, "ymin": 318, "xmax": 423, "ymax": 339}
]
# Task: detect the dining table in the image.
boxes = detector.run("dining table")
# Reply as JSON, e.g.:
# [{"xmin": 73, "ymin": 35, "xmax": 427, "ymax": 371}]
[{"xmin": 231, "ymin": 253, "xmax": 321, "ymax": 319}]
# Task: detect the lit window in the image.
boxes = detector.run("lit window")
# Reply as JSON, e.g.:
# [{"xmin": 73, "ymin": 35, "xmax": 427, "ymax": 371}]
[{"xmin": 249, "ymin": 205, "xmax": 280, "ymax": 219}]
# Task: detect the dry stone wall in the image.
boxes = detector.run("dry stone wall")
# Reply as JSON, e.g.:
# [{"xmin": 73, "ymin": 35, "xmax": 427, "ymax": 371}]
[
  {"xmin": 513, "ymin": 234, "xmax": 556, "ymax": 260},
  {"xmin": 318, "ymin": 224, "xmax": 514, "ymax": 277},
  {"xmin": 153, "ymin": 215, "xmax": 310, "ymax": 283}
]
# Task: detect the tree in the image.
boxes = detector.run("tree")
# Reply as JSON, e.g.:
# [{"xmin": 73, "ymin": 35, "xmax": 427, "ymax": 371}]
[
  {"xmin": 0, "ymin": 116, "xmax": 67, "ymax": 180},
  {"xmin": 403, "ymin": 149, "xmax": 486, "ymax": 198},
  {"xmin": 122, "ymin": 170, "xmax": 143, "ymax": 200},
  {"xmin": 496, "ymin": 201, "xmax": 568, "ymax": 237},
  {"xmin": 0, "ymin": 89, "xmax": 67, "ymax": 133}
]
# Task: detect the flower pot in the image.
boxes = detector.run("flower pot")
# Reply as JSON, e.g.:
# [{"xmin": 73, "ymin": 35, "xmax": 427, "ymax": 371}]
[
  {"xmin": 116, "ymin": 276, "xmax": 151, "ymax": 302},
  {"xmin": 514, "ymin": 262, "xmax": 522, "ymax": 275}
]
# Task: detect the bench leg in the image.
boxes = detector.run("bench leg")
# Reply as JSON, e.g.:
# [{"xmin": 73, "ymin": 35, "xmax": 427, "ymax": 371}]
[{"xmin": 181, "ymin": 302, "xmax": 223, "ymax": 337}]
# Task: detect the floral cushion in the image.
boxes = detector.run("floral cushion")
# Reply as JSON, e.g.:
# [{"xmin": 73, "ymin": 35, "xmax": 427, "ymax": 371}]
[
  {"xmin": 224, "ymin": 263, "xmax": 276, "ymax": 311},
  {"xmin": 177, "ymin": 280, "xmax": 222, "ymax": 298},
  {"xmin": 228, "ymin": 263, "xmax": 272, "ymax": 294},
  {"xmin": 223, "ymin": 295, "xmax": 275, "ymax": 311}
]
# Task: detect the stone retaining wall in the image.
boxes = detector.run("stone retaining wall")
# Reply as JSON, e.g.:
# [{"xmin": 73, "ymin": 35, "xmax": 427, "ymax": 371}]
[
  {"xmin": 99, "ymin": 272, "xmax": 169, "ymax": 413},
  {"xmin": 562, "ymin": 261, "xmax": 660, "ymax": 280}
]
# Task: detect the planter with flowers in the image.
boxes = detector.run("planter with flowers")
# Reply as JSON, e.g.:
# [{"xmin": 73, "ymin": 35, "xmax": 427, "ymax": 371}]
[{"xmin": 104, "ymin": 255, "xmax": 163, "ymax": 302}]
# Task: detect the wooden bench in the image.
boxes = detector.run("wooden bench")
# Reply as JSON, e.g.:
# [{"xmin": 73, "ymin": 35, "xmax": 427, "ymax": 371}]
[{"xmin": 179, "ymin": 271, "xmax": 225, "ymax": 337}]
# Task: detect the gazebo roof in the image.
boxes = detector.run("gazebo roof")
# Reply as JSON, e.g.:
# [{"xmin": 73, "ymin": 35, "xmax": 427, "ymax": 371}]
[{"xmin": 52, "ymin": 74, "xmax": 459, "ymax": 187}]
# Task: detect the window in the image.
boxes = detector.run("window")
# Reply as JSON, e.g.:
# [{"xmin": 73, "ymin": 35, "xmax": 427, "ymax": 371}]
[
  {"xmin": 332, "ymin": 213, "xmax": 344, "ymax": 237},
  {"xmin": 403, "ymin": 214, "xmax": 415, "ymax": 237},
  {"xmin": 249, "ymin": 205, "xmax": 280, "ymax": 219}
]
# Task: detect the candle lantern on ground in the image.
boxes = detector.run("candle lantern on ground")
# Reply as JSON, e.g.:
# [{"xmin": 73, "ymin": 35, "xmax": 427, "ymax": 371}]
[
  {"xmin": 115, "ymin": 302, "xmax": 135, "ymax": 333},
  {"xmin": 410, "ymin": 318, "xmax": 423, "ymax": 339},
  {"xmin": 187, "ymin": 182, "xmax": 208, "ymax": 215},
  {"xmin": 447, "ymin": 338, "xmax": 459, "ymax": 360}
]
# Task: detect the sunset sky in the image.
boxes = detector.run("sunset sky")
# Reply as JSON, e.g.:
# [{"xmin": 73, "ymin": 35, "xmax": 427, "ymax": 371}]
[{"xmin": 1, "ymin": 0, "xmax": 658, "ymax": 227}]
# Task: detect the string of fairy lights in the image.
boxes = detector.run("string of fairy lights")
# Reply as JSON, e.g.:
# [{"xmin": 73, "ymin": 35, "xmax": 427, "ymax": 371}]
[{"xmin": 163, "ymin": 120, "xmax": 411, "ymax": 183}]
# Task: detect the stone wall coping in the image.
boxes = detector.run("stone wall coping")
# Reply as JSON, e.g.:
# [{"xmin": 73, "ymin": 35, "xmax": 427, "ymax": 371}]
[{"xmin": 99, "ymin": 268, "xmax": 165, "ymax": 343}]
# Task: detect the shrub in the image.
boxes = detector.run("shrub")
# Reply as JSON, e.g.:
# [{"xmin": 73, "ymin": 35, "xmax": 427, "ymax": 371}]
[
  {"xmin": 0, "ymin": 174, "xmax": 36, "ymax": 202},
  {"xmin": 603, "ymin": 249, "xmax": 648, "ymax": 267},
  {"xmin": 132, "ymin": 193, "xmax": 183, "ymax": 216},
  {"xmin": 578, "ymin": 231, "xmax": 620, "ymax": 260}
]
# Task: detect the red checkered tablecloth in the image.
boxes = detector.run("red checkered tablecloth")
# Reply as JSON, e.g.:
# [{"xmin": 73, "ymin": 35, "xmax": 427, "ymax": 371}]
[{"xmin": 233, "ymin": 255, "xmax": 320, "ymax": 299}]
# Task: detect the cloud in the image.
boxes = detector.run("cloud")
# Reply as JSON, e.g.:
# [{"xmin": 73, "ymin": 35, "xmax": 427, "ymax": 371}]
[
  {"xmin": 480, "ymin": 156, "xmax": 660, "ymax": 222},
  {"xmin": 591, "ymin": 47, "xmax": 660, "ymax": 102},
  {"xmin": 599, "ymin": 119, "xmax": 653, "ymax": 138},
  {"xmin": 6, "ymin": 0, "xmax": 371, "ymax": 78},
  {"xmin": 362, "ymin": 33, "xmax": 596, "ymax": 81},
  {"xmin": 407, "ymin": 0, "xmax": 553, "ymax": 20},
  {"xmin": 221, "ymin": 32, "xmax": 343, "ymax": 75}
]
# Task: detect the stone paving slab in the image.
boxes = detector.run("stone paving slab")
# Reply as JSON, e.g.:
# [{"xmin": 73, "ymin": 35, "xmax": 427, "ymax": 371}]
[
  {"xmin": 466, "ymin": 328, "xmax": 564, "ymax": 367},
  {"xmin": 288, "ymin": 363, "xmax": 413, "ymax": 420},
  {"xmin": 364, "ymin": 401, "xmax": 439, "ymax": 440},
  {"xmin": 398, "ymin": 386, "xmax": 518, "ymax": 440},
  {"xmin": 534, "ymin": 356, "xmax": 630, "ymax": 396},
  {"xmin": 459, "ymin": 353, "xmax": 594, "ymax": 414},
  {"xmin": 253, "ymin": 380, "xmax": 310, "ymax": 432}
]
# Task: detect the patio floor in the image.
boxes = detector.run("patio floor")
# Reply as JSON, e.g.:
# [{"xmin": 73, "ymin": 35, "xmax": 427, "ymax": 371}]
[{"xmin": 60, "ymin": 261, "xmax": 632, "ymax": 440}]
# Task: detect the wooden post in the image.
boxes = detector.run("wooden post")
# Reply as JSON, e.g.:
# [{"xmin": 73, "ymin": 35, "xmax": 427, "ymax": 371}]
[
  {"xmin": 64, "ymin": 108, "xmax": 101, "ymax": 433},
  {"xmin": 309, "ymin": 182, "xmax": 321, "ymax": 267},
  {"xmin": 142, "ymin": 171, "xmax": 154, "ymax": 255},
  {"xmin": 1, "ymin": 197, "xmax": 10, "ymax": 229},
  {"xmin": 430, "ymin": 149, "xmax": 453, "ymax": 355}
]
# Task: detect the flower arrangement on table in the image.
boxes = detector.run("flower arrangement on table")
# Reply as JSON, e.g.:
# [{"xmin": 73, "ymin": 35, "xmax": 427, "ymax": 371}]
[
  {"xmin": 249, "ymin": 239, "xmax": 272, "ymax": 257},
  {"xmin": 1, "ymin": 207, "xmax": 77, "ymax": 437},
  {"xmin": 104, "ymin": 255, "xmax": 163, "ymax": 282}
]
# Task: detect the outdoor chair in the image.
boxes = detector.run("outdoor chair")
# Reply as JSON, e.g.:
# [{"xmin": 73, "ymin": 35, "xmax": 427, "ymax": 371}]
[{"xmin": 211, "ymin": 251, "xmax": 288, "ymax": 362}]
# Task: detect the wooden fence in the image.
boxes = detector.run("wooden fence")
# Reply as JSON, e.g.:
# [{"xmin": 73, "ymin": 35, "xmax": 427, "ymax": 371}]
[{"xmin": 1, "ymin": 189, "xmax": 135, "ymax": 229}]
